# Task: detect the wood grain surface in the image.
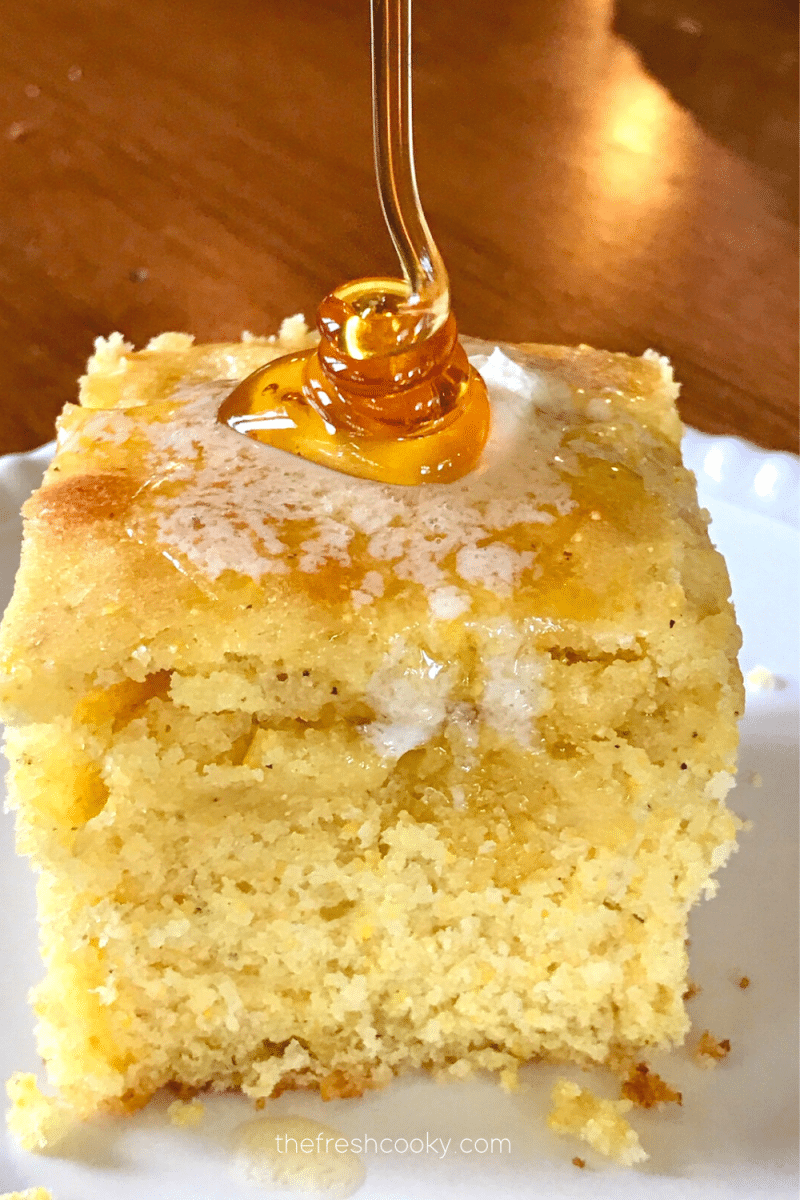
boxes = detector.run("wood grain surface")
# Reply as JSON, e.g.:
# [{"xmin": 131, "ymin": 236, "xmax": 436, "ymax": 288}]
[{"xmin": 0, "ymin": 0, "xmax": 796, "ymax": 454}]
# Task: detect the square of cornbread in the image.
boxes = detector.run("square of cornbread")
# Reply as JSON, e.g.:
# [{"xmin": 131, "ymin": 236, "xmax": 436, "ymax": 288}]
[{"xmin": 0, "ymin": 321, "xmax": 742, "ymax": 1125}]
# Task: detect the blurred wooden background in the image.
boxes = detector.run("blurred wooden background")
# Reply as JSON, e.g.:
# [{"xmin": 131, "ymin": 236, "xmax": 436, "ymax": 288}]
[{"xmin": 0, "ymin": 0, "xmax": 796, "ymax": 454}]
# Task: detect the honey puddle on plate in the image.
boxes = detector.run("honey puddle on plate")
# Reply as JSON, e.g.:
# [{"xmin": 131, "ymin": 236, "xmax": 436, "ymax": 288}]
[{"xmin": 232, "ymin": 1115, "xmax": 365, "ymax": 1197}]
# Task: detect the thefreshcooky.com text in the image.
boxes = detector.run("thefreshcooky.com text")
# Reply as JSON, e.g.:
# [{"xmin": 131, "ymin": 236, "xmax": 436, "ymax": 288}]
[{"xmin": 274, "ymin": 1132, "xmax": 510, "ymax": 1159}]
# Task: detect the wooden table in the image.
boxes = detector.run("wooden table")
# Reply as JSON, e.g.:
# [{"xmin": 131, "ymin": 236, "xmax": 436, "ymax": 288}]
[{"xmin": 0, "ymin": 0, "xmax": 796, "ymax": 455}]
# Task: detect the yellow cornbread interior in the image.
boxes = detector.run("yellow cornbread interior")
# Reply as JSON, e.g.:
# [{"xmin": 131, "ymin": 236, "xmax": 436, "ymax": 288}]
[{"xmin": 0, "ymin": 327, "xmax": 742, "ymax": 1130}]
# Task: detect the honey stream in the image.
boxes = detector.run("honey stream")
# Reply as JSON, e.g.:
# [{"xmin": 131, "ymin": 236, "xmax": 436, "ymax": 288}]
[{"xmin": 218, "ymin": 0, "xmax": 489, "ymax": 485}]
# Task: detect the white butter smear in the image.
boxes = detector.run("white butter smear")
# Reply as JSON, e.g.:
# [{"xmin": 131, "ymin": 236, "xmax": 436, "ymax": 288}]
[
  {"xmin": 474, "ymin": 620, "xmax": 550, "ymax": 749},
  {"xmin": 364, "ymin": 639, "xmax": 454, "ymax": 761},
  {"xmin": 232, "ymin": 1115, "xmax": 364, "ymax": 1198},
  {"xmin": 90, "ymin": 345, "xmax": 578, "ymax": 594},
  {"xmin": 363, "ymin": 626, "xmax": 550, "ymax": 761}
]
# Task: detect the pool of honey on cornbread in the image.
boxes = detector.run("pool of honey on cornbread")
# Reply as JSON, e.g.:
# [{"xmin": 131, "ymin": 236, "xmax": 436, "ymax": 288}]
[{"xmin": 0, "ymin": 324, "xmax": 742, "ymax": 1128}]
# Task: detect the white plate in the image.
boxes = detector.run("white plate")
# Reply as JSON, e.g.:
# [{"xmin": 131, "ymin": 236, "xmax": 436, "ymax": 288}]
[{"xmin": 1, "ymin": 432, "xmax": 798, "ymax": 1199}]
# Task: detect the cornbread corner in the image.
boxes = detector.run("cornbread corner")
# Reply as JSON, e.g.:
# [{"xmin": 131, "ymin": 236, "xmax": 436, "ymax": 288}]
[{"xmin": 0, "ymin": 323, "xmax": 743, "ymax": 1139}]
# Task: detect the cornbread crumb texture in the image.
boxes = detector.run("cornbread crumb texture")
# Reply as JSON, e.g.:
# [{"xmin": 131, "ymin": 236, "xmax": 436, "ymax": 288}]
[
  {"xmin": 0, "ymin": 1190, "xmax": 53, "ymax": 1200},
  {"xmin": 548, "ymin": 1079, "xmax": 648, "ymax": 1166},
  {"xmin": 5, "ymin": 1074, "xmax": 72, "ymax": 1153},
  {"xmin": 0, "ymin": 329, "xmax": 743, "ymax": 1141}
]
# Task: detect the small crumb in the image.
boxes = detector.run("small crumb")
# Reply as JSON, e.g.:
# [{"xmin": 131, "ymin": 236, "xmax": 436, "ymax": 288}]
[
  {"xmin": 499, "ymin": 1065, "xmax": 519, "ymax": 1093},
  {"xmin": 683, "ymin": 980, "xmax": 701, "ymax": 1001},
  {"xmin": 24, "ymin": 83, "xmax": 41, "ymax": 98},
  {"xmin": 738, "ymin": 976, "xmax": 750, "ymax": 989},
  {"xmin": 67, "ymin": 65, "xmax": 83, "ymax": 81},
  {"xmin": 0, "ymin": 1189, "xmax": 53, "ymax": 1200},
  {"xmin": 621, "ymin": 1062, "xmax": 682, "ymax": 1109},
  {"xmin": 745, "ymin": 665, "xmax": 784, "ymax": 691},
  {"xmin": 129, "ymin": 267, "xmax": 149, "ymax": 283},
  {"xmin": 255, "ymin": 1096, "xmax": 266, "ymax": 1110},
  {"xmin": 748, "ymin": 772, "xmax": 763, "ymax": 788},
  {"xmin": 167, "ymin": 1098, "xmax": 205, "ymax": 1128},
  {"xmin": 5, "ymin": 121, "xmax": 29, "ymax": 141},
  {"xmin": 572, "ymin": 1156, "xmax": 586, "ymax": 1168},
  {"xmin": 694, "ymin": 1030, "xmax": 731, "ymax": 1067},
  {"xmin": 6, "ymin": 1073, "xmax": 73, "ymax": 1152},
  {"xmin": 548, "ymin": 1079, "xmax": 648, "ymax": 1166}
]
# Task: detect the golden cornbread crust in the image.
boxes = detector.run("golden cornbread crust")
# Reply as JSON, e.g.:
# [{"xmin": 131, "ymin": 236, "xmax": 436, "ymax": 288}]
[
  {"xmin": 0, "ymin": 323, "xmax": 743, "ymax": 1139},
  {"xmin": 26, "ymin": 473, "xmax": 137, "ymax": 535}
]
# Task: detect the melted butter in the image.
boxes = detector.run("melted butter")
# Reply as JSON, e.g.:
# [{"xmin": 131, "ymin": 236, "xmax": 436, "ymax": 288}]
[
  {"xmin": 218, "ymin": 0, "xmax": 490, "ymax": 486},
  {"xmin": 58, "ymin": 373, "xmax": 662, "ymax": 628},
  {"xmin": 480, "ymin": 454, "xmax": 665, "ymax": 622},
  {"xmin": 232, "ymin": 1115, "xmax": 365, "ymax": 1198}
]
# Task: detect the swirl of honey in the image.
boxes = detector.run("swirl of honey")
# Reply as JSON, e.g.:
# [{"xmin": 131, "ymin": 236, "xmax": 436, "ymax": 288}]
[{"xmin": 219, "ymin": 1, "xmax": 489, "ymax": 486}]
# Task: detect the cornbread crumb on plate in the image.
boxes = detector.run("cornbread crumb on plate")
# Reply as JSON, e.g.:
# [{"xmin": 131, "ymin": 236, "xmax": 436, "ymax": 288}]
[
  {"xmin": 5, "ymin": 1074, "xmax": 72, "ymax": 1152},
  {"xmin": 744, "ymin": 665, "xmax": 783, "ymax": 691},
  {"xmin": 548, "ymin": 1078, "xmax": 648, "ymax": 1166},
  {"xmin": 694, "ymin": 1031, "xmax": 732, "ymax": 1067},
  {"xmin": 0, "ymin": 325, "xmax": 743, "ymax": 1157},
  {"xmin": 167, "ymin": 1098, "xmax": 205, "ymax": 1127},
  {"xmin": 0, "ymin": 1189, "xmax": 53, "ymax": 1200},
  {"xmin": 620, "ymin": 1062, "xmax": 682, "ymax": 1108}
]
